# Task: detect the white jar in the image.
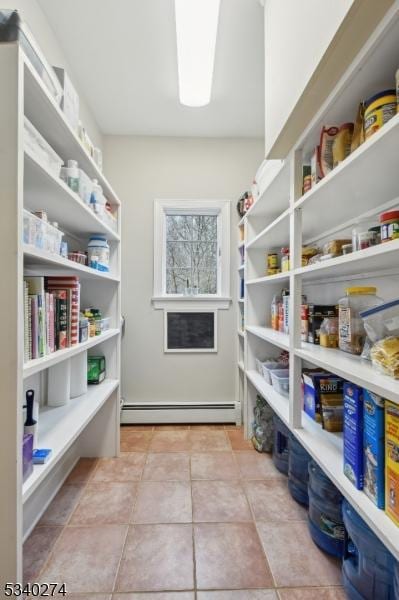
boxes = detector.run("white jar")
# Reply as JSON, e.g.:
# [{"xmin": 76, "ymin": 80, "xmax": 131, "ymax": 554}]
[{"xmin": 87, "ymin": 235, "xmax": 110, "ymax": 272}]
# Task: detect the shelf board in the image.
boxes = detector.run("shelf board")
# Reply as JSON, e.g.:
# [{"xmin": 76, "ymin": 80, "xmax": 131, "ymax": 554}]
[
  {"xmin": 238, "ymin": 361, "xmax": 245, "ymax": 372},
  {"xmin": 295, "ymin": 239, "xmax": 399, "ymax": 283},
  {"xmin": 246, "ymin": 369, "xmax": 289, "ymax": 424},
  {"xmin": 23, "ymin": 329, "xmax": 120, "ymax": 379},
  {"xmin": 238, "ymin": 330, "xmax": 246, "ymax": 338},
  {"xmin": 244, "ymin": 161, "xmax": 289, "ymax": 221},
  {"xmin": 296, "ymin": 343, "xmax": 399, "ymax": 404},
  {"xmin": 238, "ymin": 298, "xmax": 245, "ymax": 304},
  {"xmin": 23, "ymin": 57, "xmax": 120, "ymax": 206},
  {"xmin": 238, "ymin": 264, "xmax": 245, "ymax": 272},
  {"xmin": 22, "ymin": 378, "xmax": 119, "ymax": 502},
  {"xmin": 293, "ymin": 412, "xmax": 399, "ymax": 560},
  {"xmin": 246, "ymin": 207, "xmax": 290, "ymax": 250},
  {"xmin": 246, "ymin": 326, "xmax": 289, "ymax": 351},
  {"xmin": 246, "ymin": 272, "xmax": 290, "ymax": 286},
  {"xmin": 24, "ymin": 246, "xmax": 120, "ymax": 282},
  {"xmin": 238, "ymin": 240, "xmax": 245, "ymax": 249},
  {"xmin": 295, "ymin": 113, "xmax": 399, "ymax": 241},
  {"xmin": 24, "ymin": 151, "xmax": 119, "ymax": 242}
]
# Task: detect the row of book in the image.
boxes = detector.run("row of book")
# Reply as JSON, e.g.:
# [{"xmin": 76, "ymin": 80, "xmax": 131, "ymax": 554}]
[{"xmin": 24, "ymin": 276, "xmax": 80, "ymax": 361}]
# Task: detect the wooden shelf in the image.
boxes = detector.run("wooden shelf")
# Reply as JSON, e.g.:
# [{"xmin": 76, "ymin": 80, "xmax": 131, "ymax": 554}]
[
  {"xmin": 23, "ymin": 57, "xmax": 120, "ymax": 206},
  {"xmin": 23, "ymin": 329, "xmax": 120, "ymax": 379},
  {"xmin": 24, "ymin": 246, "xmax": 120, "ymax": 282},
  {"xmin": 22, "ymin": 379, "xmax": 119, "ymax": 502},
  {"xmin": 296, "ymin": 343, "xmax": 399, "ymax": 404},
  {"xmin": 246, "ymin": 326, "xmax": 289, "ymax": 351},
  {"xmin": 24, "ymin": 150, "xmax": 119, "ymax": 242}
]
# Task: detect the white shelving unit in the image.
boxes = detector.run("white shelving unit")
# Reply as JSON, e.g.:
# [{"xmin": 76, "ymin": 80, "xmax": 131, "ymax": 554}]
[
  {"xmin": 0, "ymin": 43, "xmax": 121, "ymax": 580},
  {"xmin": 236, "ymin": 217, "xmax": 246, "ymax": 426},
  {"xmin": 241, "ymin": 3, "xmax": 399, "ymax": 561}
]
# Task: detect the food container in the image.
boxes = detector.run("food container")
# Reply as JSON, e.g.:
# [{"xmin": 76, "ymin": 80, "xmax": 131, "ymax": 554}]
[
  {"xmin": 338, "ymin": 287, "xmax": 383, "ymax": 355},
  {"xmin": 88, "ymin": 355, "xmax": 106, "ymax": 384},
  {"xmin": 342, "ymin": 244, "xmax": 353, "ymax": 255},
  {"xmin": 68, "ymin": 251, "xmax": 87, "ymax": 265},
  {"xmin": 255, "ymin": 358, "xmax": 268, "ymax": 375},
  {"xmin": 99, "ymin": 317, "xmax": 110, "ymax": 333},
  {"xmin": 78, "ymin": 169, "xmax": 93, "ymax": 205},
  {"xmin": 360, "ymin": 298, "xmax": 399, "ymax": 343},
  {"xmin": 380, "ymin": 210, "xmax": 399, "ymax": 243},
  {"xmin": 270, "ymin": 369, "xmax": 290, "ymax": 397},
  {"xmin": 24, "ymin": 117, "xmax": 63, "ymax": 177},
  {"xmin": 267, "ymin": 253, "xmax": 278, "ymax": 269},
  {"xmin": 87, "ymin": 235, "xmax": 110, "ymax": 271},
  {"xmin": 281, "ymin": 247, "xmax": 290, "ymax": 272},
  {"xmin": 53, "ymin": 66, "xmax": 79, "ymax": 133},
  {"xmin": 323, "ymin": 239, "xmax": 351, "ymax": 257},
  {"xmin": 79, "ymin": 316, "xmax": 89, "ymax": 343},
  {"xmin": 332, "ymin": 122, "xmax": 354, "ymax": 167},
  {"xmin": 0, "ymin": 10, "xmax": 63, "ymax": 104},
  {"xmin": 358, "ymin": 230, "xmax": 378, "ymax": 249},
  {"xmin": 320, "ymin": 317, "xmax": 339, "ymax": 348},
  {"xmin": 364, "ymin": 90, "xmax": 397, "ymax": 139},
  {"xmin": 262, "ymin": 362, "xmax": 286, "ymax": 385}
]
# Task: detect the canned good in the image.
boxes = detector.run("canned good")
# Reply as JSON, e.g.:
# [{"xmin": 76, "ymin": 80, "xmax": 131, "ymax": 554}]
[
  {"xmin": 380, "ymin": 210, "xmax": 399, "ymax": 242},
  {"xmin": 364, "ymin": 90, "xmax": 396, "ymax": 139},
  {"xmin": 267, "ymin": 253, "xmax": 278, "ymax": 269}
]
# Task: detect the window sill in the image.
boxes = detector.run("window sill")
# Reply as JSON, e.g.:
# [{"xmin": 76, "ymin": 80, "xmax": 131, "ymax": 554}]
[{"xmin": 152, "ymin": 296, "xmax": 232, "ymax": 310}]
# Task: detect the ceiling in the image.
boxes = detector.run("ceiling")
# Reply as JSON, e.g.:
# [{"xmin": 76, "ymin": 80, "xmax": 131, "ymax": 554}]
[{"xmin": 38, "ymin": 0, "xmax": 264, "ymax": 138}]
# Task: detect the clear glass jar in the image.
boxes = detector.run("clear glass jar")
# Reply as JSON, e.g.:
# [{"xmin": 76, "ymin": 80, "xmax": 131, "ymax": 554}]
[{"xmin": 338, "ymin": 287, "xmax": 383, "ymax": 355}]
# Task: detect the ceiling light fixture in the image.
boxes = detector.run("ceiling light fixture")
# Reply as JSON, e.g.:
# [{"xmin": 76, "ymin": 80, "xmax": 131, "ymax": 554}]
[{"xmin": 174, "ymin": 0, "xmax": 221, "ymax": 108}]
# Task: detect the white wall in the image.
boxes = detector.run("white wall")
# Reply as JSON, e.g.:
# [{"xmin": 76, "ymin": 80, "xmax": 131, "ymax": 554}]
[
  {"xmin": 1, "ymin": 0, "xmax": 102, "ymax": 148},
  {"xmin": 264, "ymin": 0, "xmax": 353, "ymax": 156},
  {"xmin": 104, "ymin": 136, "xmax": 264, "ymax": 407}
]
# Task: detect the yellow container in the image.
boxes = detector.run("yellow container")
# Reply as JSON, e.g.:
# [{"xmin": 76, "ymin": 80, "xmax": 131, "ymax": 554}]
[
  {"xmin": 385, "ymin": 400, "xmax": 399, "ymax": 525},
  {"xmin": 364, "ymin": 90, "xmax": 396, "ymax": 139}
]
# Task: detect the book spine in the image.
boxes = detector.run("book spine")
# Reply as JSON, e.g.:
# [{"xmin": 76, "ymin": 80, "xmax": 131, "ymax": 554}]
[
  {"xmin": 48, "ymin": 293, "xmax": 55, "ymax": 353},
  {"xmin": 24, "ymin": 282, "xmax": 29, "ymax": 362},
  {"xmin": 55, "ymin": 291, "xmax": 68, "ymax": 350},
  {"xmin": 30, "ymin": 295, "xmax": 38, "ymax": 359},
  {"xmin": 28, "ymin": 295, "xmax": 32, "ymax": 361}
]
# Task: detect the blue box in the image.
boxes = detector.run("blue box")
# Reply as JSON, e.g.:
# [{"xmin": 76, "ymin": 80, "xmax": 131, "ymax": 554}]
[
  {"xmin": 363, "ymin": 389, "xmax": 385, "ymax": 508},
  {"xmin": 343, "ymin": 383, "xmax": 364, "ymax": 489},
  {"xmin": 302, "ymin": 371, "xmax": 328, "ymax": 422}
]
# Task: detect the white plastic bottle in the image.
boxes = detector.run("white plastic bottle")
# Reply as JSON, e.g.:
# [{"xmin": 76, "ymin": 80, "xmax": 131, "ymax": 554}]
[
  {"xmin": 67, "ymin": 159, "xmax": 79, "ymax": 193},
  {"xmin": 91, "ymin": 179, "xmax": 106, "ymax": 216}
]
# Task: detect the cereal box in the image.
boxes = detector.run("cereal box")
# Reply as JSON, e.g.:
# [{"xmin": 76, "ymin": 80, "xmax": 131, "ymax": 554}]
[
  {"xmin": 385, "ymin": 400, "xmax": 399, "ymax": 525},
  {"xmin": 343, "ymin": 383, "xmax": 364, "ymax": 489},
  {"xmin": 363, "ymin": 389, "xmax": 385, "ymax": 508}
]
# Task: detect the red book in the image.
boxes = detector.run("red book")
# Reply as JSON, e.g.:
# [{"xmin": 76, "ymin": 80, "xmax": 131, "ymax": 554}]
[{"xmin": 46, "ymin": 277, "xmax": 80, "ymax": 346}]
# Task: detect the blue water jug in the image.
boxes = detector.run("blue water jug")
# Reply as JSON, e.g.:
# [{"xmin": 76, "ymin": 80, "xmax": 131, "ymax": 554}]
[
  {"xmin": 288, "ymin": 434, "xmax": 311, "ymax": 506},
  {"xmin": 272, "ymin": 414, "xmax": 289, "ymax": 475},
  {"xmin": 308, "ymin": 460, "xmax": 345, "ymax": 557},
  {"xmin": 342, "ymin": 499, "xmax": 396, "ymax": 600}
]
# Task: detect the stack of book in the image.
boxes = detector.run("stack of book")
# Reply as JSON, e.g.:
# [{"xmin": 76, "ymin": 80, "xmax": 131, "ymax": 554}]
[{"xmin": 24, "ymin": 276, "xmax": 80, "ymax": 361}]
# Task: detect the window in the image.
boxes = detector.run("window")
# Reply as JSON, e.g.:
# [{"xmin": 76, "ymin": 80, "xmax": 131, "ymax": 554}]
[{"xmin": 153, "ymin": 199, "xmax": 230, "ymax": 308}]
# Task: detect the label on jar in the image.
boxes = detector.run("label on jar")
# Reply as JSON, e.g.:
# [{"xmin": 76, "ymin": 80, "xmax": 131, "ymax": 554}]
[{"xmin": 339, "ymin": 307, "xmax": 351, "ymax": 348}]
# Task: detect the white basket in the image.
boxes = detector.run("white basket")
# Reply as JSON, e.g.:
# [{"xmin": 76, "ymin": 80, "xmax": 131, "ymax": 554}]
[
  {"xmin": 24, "ymin": 116, "xmax": 63, "ymax": 178},
  {"xmin": 270, "ymin": 369, "xmax": 290, "ymax": 397},
  {"xmin": 23, "ymin": 210, "xmax": 63, "ymax": 255}
]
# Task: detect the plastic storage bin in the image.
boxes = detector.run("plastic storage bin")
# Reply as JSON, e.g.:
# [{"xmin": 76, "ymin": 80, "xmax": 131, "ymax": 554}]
[
  {"xmin": 270, "ymin": 369, "xmax": 290, "ymax": 397},
  {"xmin": 24, "ymin": 117, "xmax": 63, "ymax": 177},
  {"xmin": 342, "ymin": 499, "xmax": 396, "ymax": 600},
  {"xmin": 78, "ymin": 169, "xmax": 93, "ymax": 205},
  {"xmin": 288, "ymin": 434, "xmax": 311, "ymax": 506},
  {"xmin": 99, "ymin": 317, "xmax": 110, "ymax": 333},
  {"xmin": 23, "ymin": 210, "xmax": 63, "ymax": 255},
  {"xmin": 308, "ymin": 460, "xmax": 345, "ymax": 557},
  {"xmin": 272, "ymin": 414, "xmax": 289, "ymax": 475},
  {"xmin": 261, "ymin": 361, "xmax": 286, "ymax": 385},
  {"xmin": 0, "ymin": 10, "xmax": 63, "ymax": 104}
]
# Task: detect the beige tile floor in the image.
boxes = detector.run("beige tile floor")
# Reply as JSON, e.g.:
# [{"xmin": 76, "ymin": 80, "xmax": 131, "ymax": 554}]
[{"xmin": 24, "ymin": 425, "xmax": 346, "ymax": 599}]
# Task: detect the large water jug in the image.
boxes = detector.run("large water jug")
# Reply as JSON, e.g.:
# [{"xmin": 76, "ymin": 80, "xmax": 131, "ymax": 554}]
[
  {"xmin": 288, "ymin": 434, "xmax": 311, "ymax": 506},
  {"xmin": 272, "ymin": 414, "xmax": 289, "ymax": 475},
  {"xmin": 342, "ymin": 499, "xmax": 396, "ymax": 600},
  {"xmin": 308, "ymin": 460, "xmax": 345, "ymax": 557}
]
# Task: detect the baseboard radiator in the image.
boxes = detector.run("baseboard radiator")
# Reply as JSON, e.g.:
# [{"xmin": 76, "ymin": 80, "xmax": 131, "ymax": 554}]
[{"xmin": 121, "ymin": 400, "xmax": 241, "ymax": 425}]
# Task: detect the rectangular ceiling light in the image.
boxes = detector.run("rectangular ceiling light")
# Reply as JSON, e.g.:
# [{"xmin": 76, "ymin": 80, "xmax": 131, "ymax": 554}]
[{"xmin": 175, "ymin": 0, "xmax": 221, "ymax": 107}]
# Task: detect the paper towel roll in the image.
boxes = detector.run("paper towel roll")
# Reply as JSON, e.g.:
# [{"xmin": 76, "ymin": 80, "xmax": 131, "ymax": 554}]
[
  {"xmin": 48, "ymin": 359, "xmax": 71, "ymax": 407},
  {"xmin": 70, "ymin": 351, "xmax": 88, "ymax": 398}
]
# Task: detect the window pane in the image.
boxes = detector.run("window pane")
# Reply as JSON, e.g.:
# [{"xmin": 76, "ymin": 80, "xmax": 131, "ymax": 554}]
[{"xmin": 165, "ymin": 213, "xmax": 218, "ymax": 294}]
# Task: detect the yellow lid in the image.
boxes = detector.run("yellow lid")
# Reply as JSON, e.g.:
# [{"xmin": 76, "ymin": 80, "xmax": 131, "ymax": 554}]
[{"xmin": 346, "ymin": 286, "xmax": 377, "ymax": 295}]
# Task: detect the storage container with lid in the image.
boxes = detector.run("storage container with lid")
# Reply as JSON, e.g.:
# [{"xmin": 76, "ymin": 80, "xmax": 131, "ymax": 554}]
[
  {"xmin": 380, "ymin": 210, "xmax": 399, "ymax": 243},
  {"xmin": 87, "ymin": 235, "xmax": 110, "ymax": 272},
  {"xmin": 338, "ymin": 287, "xmax": 383, "ymax": 355}
]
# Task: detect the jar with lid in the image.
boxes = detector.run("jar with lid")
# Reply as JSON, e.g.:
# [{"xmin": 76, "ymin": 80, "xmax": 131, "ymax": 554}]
[
  {"xmin": 338, "ymin": 287, "xmax": 383, "ymax": 355},
  {"xmin": 91, "ymin": 308, "xmax": 103, "ymax": 335},
  {"xmin": 87, "ymin": 235, "xmax": 110, "ymax": 272},
  {"xmin": 280, "ymin": 247, "xmax": 290, "ymax": 272}
]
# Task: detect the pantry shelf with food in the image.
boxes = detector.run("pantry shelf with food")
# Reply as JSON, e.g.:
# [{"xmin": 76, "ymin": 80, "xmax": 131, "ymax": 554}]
[
  {"xmin": 238, "ymin": 0, "xmax": 399, "ymax": 562},
  {"xmin": 0, "ymin": 41, "xmax": 122, "ymax": 579}
]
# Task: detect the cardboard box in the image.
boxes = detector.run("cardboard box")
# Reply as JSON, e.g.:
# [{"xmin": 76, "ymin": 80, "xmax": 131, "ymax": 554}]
[
  {"xmin": 302, "ymin": 370, "xmax": 330, "ymax": 423},
  {"xmin": 363, "ymin": 389, "xmax": 385, "ymax": 508},
  {"xmin": 385, "ymin": 400, "xmax": 399, "ymax": 525},
  {"xmin": 54, "ymin": 66, "xmax": 80, "ymax": 133},
  {"xmin": 343, "ymin": 383, "xmax": 364, "ymax": 489}
]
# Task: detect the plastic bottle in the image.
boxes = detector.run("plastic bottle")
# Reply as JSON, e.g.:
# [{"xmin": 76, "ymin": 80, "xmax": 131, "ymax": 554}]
[
  {"xmin": 84, "ymin": 308, "xmax": 96, "ymax": 337},
  {"xmin": 67, "ymin": 160, "xmax": 79, "ymax": 193},
  {"xmin": 90, "ymin": 179, "xmax": 106, "ymax": 216},
  {"xmin": 271, "ymin": 293, "xmax": 282, "ymax": 330},
  {"xmin": 87, "ymin": 235, "xmax": 110, "ymax": 272},
  {"xmin": 91, "ymin": 308, "xmax": 102, "ymax": 336}
]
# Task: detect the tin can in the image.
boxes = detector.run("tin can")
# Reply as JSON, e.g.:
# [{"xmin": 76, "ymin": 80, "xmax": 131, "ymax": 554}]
[{"xmin": 364, "ymin": 90, "xmax": 396, "ymax": 139}]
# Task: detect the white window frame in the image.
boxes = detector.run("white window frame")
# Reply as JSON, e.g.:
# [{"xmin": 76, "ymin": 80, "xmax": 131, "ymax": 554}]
[{"xmin": 153, "ymin": 199, "xmax": 231, "ymax": 309}]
